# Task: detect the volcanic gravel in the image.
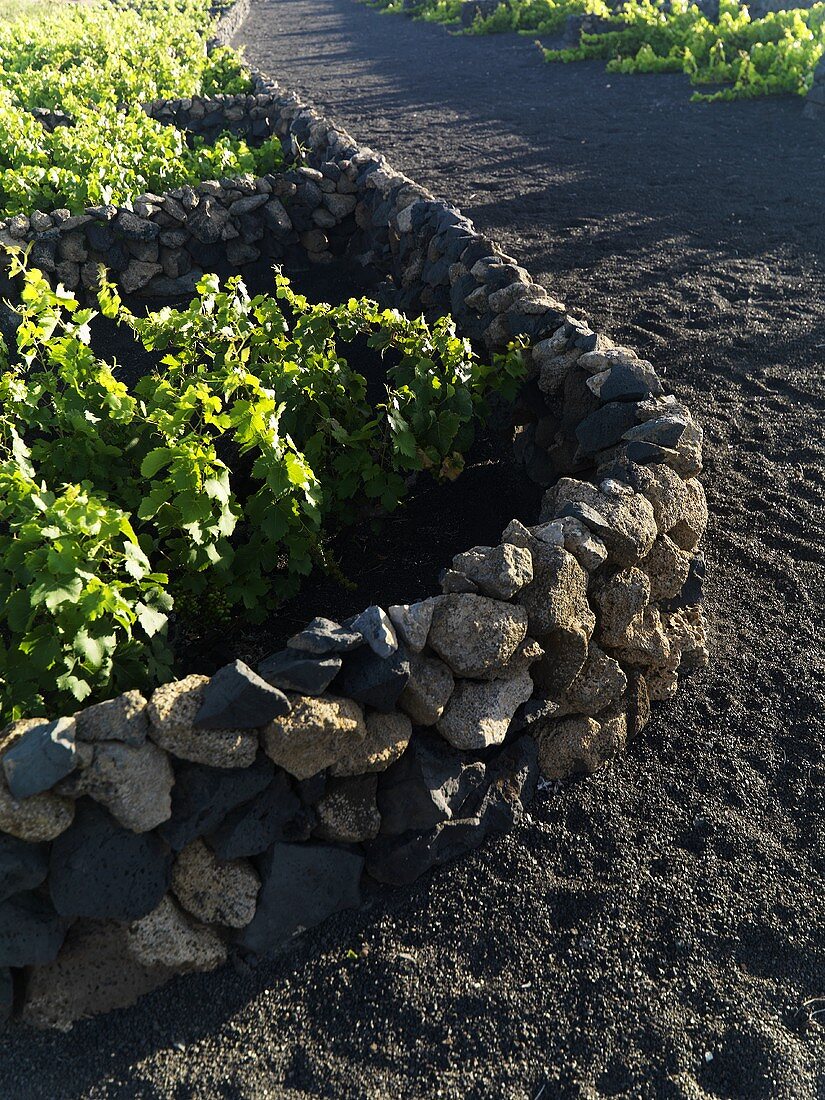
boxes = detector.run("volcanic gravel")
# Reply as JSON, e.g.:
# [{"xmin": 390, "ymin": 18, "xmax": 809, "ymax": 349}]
[{"xmin": 1, "ymin": 1, "xmax": 823, "ymax": 1097}]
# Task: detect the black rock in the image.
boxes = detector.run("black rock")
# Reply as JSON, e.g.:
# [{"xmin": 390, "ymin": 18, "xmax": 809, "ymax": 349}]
[
  {"xmin": 194, "ymin": 659, "xmax": 290, "ymax": 730},
  {"xmin": 238, "ymin": 843, "xmax": 364, "ymax": 953},
  {"xmin": 295, "ymin": 773, "xmax": 327, "ymax": 806},
  {"xmin": 663, "ymin": 553, "xmax": 706, "ymax": 610},
  {"xmin": 287, "ymin": 616, "xmax": 364, "ymax": 655},
  {"xmin": 623, "ymin": 414, "xmax": 687, "ymax": 449},
  {"xmin": 85, "ymin": 221, "xmax": 115, "ymax": 251},
  {"xmin": 115, "ymin": 211, "xmax": 160, "ymax": 242},
  {"xmin": 334, "ymin": 643, "xmax": 410, "ymax": 712},
  {"xmin": 49, "ymin": 800, "xmax": 172, "ymax": 921},
  {"xmin": 575, "ymin": 401, "xmax": 640, "ymax": 455},
  {"xmin": 257, "ymin": 649, "xmax": 342, "ymax": 696},
  {"xmin": 366, "ymin": 735, "xmax": 538, "ymax": 886},
  {"xmin": 159, "ymin": 754, "xmax": 275, "ymax": 851},
  {"xmin": 510, "ymin": 697, "xmax": 559, "ymax": 733},
  {"xmin": 0, "ymin": 968, "xmax": 11, "ymax": 1022},
  {"xmin": 208, "ymin": 772, "xmax": 313, "ymax": 859},
  {"xmin": 622, "ymin": 440, "xmax": 676, "ymax": 465},
  {"xmin": 0, "ymin": 892, "xmax": 67, "ymax": 968},
  {"xmin": 377, "ymin": 732, "xmax": 487, "ymax": 836},
  {"xmin": 0, "ymin": 835, "xmax": 49, "ymax": 902},
  {"xmin": 595, "ymin": 361, "xmax": 664, "ymax": 402}
]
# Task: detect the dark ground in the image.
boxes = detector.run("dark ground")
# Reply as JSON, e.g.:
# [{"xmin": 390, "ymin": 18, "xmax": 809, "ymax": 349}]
[{"xmin": 1, "ymin": 2, "xmax": 824, "ymax": 1097}]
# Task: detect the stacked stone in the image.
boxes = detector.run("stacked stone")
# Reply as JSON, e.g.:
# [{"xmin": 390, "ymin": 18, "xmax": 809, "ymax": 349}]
[
  {"xmin": 0, "ymin": 0, "xmax": 709, "ymax": 1030},
  {"xmin": 804, "ymin": 55, "xmax": 825, "ymax": 120},
  {"xmin": 143, "ymin": 92, "xmax": 282, "ymax": 145}
]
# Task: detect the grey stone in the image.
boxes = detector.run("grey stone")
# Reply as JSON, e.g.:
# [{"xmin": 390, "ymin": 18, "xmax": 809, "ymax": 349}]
[
  {"xmin": 0, "ymin": 772, "xmax": 75, "ymax": 842},
  {"xmin": 195, "ymin": 659, "xmax": 290, "ymax": 730},
  {"xmin": 366, "ymin": 736, "xmax": 537, "ymax": 885},
  {"xmin": 450, "ymin": 543, "xmax": 533, "ymax": 600},
  {"xmin": 257, "ymin": 649, "xmax": 342, "ymax": 695},
  {"xmin": 575, "ymin": 401, "xmax": 640, "ymax": 454},
  {"xmin": 335, "ymin": 644, "xmax": 410, "ymax": 712},
  {"xmin": 115, "ymin": 211, "xmax": 160, "ymax": 241},
  {"xmin": 440, "ymin": 569, "xmax": 478, "ymax": 594},
  {"xmin": 399, "ymin": 651, "xmax": 455, "ymax": 726},
  {"xmin": 287, "ymin": 616, "xmax": 363, "ymax": 654},
  {"xmin": 345, "ymin": 605, "xmax": 398, "ymax": 657},
  {"xmin": 148, "ymin": 674, "xmax": 259, "ymax": 768},
  {"xmin": 544, "ymin": 477, "xmax": 657, "ymax": 566},
  {"xmin": 0, "ymin": 834, "xmax": 49, "ymax": 901},
  {"xmin": 436, "ymin": 671, "xmax": 534, "ymax": 751},
  {"xmin": 74, "ymin": 690, "xmax": 148, "ymax": 745},
  {"xmin": 208, "ymin": 771, "xmax": 312, "ymax": 859},
  {"xmin": 0, "ymin": 892, "xmax": 67, "ymax": 968},
  {"xmin": 158, "ymin": 754, "xmax": 274, "ymax": 851},
  {"xmin": 387, "ymin": 599, "xmax": 436, "ymax": 653},
  {"xmin": 61, "ymin": 739, "xmax": 174, "ymax": 834},
  {"xmin": 1, "ymin": 716, "xmax": 78, "ymax": 799},
  {"xmin": 49, "ymin": 800, "xmax": 172, "ymax": 921},
  {"xmin": 238, "ymin": 843, "xmax": 364, "ymax": 952},
  {"xmin": 186, "ymin": 196, "xmax": 231, "ymax": 243},
  {"xmin": 20, "ymin": 918, "xmax": 172, "ymax": 1030},
  {"xmin": 120, "ymin": 260, "xmax": 162, "ymax": 294},
  {"xmin": 586, "ymin": 360, "xmax": 663, "ymax": 402},
  {"xmin": 172, "ymin": 839, "xmax": 259, "ymax": 929},
  {"xmin": 427, "ymin": 594, "xmax": 528, "ymax": 679},
  {"xmin": 126, "ymin": 895, "xmax": 226, "ymax": 972}
]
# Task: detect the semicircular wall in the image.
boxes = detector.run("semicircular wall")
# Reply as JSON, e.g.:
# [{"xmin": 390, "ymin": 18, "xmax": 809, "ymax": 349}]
[{"xmin": 0, "ymin": 0, "xmax": 708, "ymax": 1029}]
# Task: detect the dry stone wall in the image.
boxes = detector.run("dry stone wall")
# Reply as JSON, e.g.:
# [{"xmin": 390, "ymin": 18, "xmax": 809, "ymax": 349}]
[{"xmin": 0, "ymin": 0, "xmax": 709, "ymax": 1029}]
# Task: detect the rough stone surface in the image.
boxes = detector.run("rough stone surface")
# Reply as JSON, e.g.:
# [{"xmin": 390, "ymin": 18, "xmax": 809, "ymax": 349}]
[
  {"xmin": 334, "ymin": 644, "xmax": 410, "ymax": 712},
  {"xmin": 159, "ymin": 754, "xmax": 274, "ymax": 851},
  {"xmin": 516, "ymin": 541, "xmax": 593, "ymax": 639},
  {"xmin": 20, "ymin": 918, "xmax": 172, "ymax": 1030},
  {"xmin": 238, "ymin": 842, "xmax": 364, "ymax": 953},
  {"xmin": 126, "ymin": 895, "xmax": 227, "ymax": 972},
  {"xmin": 171, "ymin": 839, "xmax": 259, "ymax": 929},
  {"xmin": 262, "ymin": 694, "xmax": 368, "ymax": 780},
  {"xmin": 0, "ymin": 891, "xmax": 67, "ymax": 968},
  {"xmin": 0, "ymin": 774, "xmax": 75, "ymax": 842},
  {"xmin": 74, "ymin": 690, "xmax": 148, "ymax": 745},
  {"xmin": 207, "ymin": 771, "xmax": 312, "ymax": 858},
  {"xmin": 596, "ymin": 568, "xmax": 651, "ymax": 645},
  {"xmin": 387, "ymin": 599, "xmax": 436, "ymax": 653},
  {"xmin": 535, "ymin": 714, "xmax": 622, "ymax": 779},
  {"xmin": 59, "ymin": 740, "xmax": 174, "ymax": 833},
  {"xmin": 287, "ymin": 617, "xmax": 363, "ymax": 654},
  {"xmin": 148, "ymin": 675, "xmax": 258, "ymax": 768},
  {"xmin": 0, "ymin": 834, "xmax": 49, "ymax": 901},
  {"xmin": 49, "ymin": 800, "xmax": 172, "ymax": 921},
  {"xmin": 257, "ymin": 649, "xmax": 342, "ymax": 695},
  {"xmin": 377, "ymin": 733, "xmax": 486, "ymax": 836},
  {"xmin": 427, "ymin": 594, "xmax": 528, "ymax": 678},
  {"xmin": 451, "ymin": 543, "xmax": 533, "ymax": 600},
  {"xmin": 563, "ymin": 644, "xmax": 628, "ymax": 715},
  {"xmin": 436, "ymin": 671, "xmax": 534, "ymax": 751},
  {"xmin": 641, "ymin": 535, "xmax": 692, "ymax": 602},
  {"xmin": 345, "ymin": 604, "xmax": 398, "ymax": 657},
  {"xmin": 315, "ymin": 775, "xmax": 381, "ymax": 843},
  {"xmin": 1, "ymin": 716, "xmax": 78, "ymax": 799},
  {"xmin": 544, "ymin": 477, "xmax": 658, "ymax": 565},
  {"xmin": 194, "ymin": 660, "xmax": 290, "ymax": 729},
  {"xmin": 399, "ymin": 651, "xmax": 455, "ymax": 726},
  {"xmin": 329, "ymin": 711, "xmax": 412, "ymax": 777}
]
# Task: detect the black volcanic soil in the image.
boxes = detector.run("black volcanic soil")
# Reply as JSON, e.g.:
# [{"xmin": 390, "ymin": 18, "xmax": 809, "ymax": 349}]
[{"xmin": 1, "ymin": 2, "xmax": 823, "ymax": 1098}]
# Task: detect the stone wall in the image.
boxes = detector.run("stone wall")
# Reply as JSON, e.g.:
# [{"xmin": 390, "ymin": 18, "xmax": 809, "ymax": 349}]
[
  {"xmin": 0, "ymin": 0, "xmax": 709, "ymax": 1029},
  {"xmin": 804, "ymin": 55, "xmax": 825, "ymax": 120}
]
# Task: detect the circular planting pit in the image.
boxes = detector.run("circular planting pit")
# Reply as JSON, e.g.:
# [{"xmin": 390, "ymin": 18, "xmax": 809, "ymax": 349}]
[{"xmin": 0, "ymin": 0, "xmax": 707, "ymax": 1029}]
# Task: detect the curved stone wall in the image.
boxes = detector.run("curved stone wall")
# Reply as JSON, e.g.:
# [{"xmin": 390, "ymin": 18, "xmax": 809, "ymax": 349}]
[{"xmin": 0, "ymin": 0, "xmax": 708, "ymax": 1029}]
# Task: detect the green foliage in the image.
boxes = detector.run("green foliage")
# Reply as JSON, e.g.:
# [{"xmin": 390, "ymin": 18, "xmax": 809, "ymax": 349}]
[
  {"xmin": 0, "ymin": 255, "xmax": 526, "ymax": 719},
  {"xmin": 541, "ymin": 0, "xmax": 825, "ymax": 101},
  {"xmin": 0, "ymin": 0, "xmax": 281, "ymax": 216},
  {"xmin": 366, "ymin": 0, "xmax": 608, "ymax": 35}
]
